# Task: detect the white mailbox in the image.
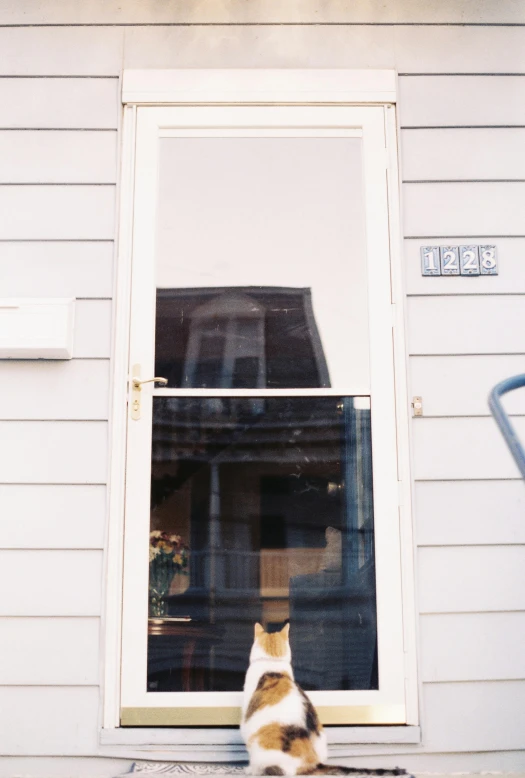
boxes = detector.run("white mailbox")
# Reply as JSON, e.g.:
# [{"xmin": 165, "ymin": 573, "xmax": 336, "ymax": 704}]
[{"xmin": 0, "ymin": 298, "xmax": 75, "ymax": 359}]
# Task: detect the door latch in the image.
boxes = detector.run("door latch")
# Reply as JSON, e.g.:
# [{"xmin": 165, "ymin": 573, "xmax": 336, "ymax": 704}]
[
  {"xmin": 130, "ymin": 364, "xmax": 168, "ymax": 420},
  {"xmin": 412, "ymin": 396, "xmax": 423, "ymax": 417}
]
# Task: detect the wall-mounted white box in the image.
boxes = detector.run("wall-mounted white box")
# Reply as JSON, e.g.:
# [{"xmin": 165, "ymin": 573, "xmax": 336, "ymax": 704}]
[{"xmin": 0, "ymin": 298, "xmax": 75, "ymax": 359}]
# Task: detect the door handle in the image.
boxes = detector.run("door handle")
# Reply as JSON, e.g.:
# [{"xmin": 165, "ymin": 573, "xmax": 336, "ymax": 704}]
[{"xmin": 130, "ymin": 364, "xmax": 168, "ymax": 420}]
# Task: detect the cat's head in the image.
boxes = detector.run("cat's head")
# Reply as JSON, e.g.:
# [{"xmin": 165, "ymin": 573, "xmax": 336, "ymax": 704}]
[{"xmin": 250, "ymin": 622, "xmax": 291, "ymax": 664}]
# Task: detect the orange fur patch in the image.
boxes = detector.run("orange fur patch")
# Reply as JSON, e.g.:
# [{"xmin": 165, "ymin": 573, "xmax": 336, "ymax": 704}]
[
  {"xmin": 256, "ymin": 723, "xmax": 318, "ymax": 772},
  {"xmin": 260, "ymin": 631, "xmax": 287, "ymax": 658},
  {"xmin": 246, "ymin": 672, "xmax": 293, "ymax": 720}
]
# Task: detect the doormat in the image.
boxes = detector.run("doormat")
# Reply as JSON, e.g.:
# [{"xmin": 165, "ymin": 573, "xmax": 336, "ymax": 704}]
[{"xmin": 126, "ymin": 764, "xmax": 413, "ymax": 776}]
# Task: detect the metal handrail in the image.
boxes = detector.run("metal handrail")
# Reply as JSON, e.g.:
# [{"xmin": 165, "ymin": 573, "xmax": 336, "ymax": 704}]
[{"xmin": 489, "ymin": 374, "xmax": 525, "ymax": 479}]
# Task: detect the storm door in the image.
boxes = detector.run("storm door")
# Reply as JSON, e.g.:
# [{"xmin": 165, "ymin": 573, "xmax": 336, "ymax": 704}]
[{"xmin": 120, "ymin": 106, "xmax": 405, "ymax": 726}]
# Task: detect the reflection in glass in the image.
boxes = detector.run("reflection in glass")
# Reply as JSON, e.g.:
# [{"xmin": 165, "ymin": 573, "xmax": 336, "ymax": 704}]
[
  {"xmin": 147, "ymin": 397, "xmax": 377, "ymax": 694},
  {"xmin": 155, "ymin": 287, "xmax": 330, "ymax": 389}
]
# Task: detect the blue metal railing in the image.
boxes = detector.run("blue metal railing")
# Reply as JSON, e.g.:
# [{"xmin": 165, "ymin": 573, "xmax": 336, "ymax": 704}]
[{"xmin": 489, "ymin": 374, "xmax": 525, "ymax": 479}]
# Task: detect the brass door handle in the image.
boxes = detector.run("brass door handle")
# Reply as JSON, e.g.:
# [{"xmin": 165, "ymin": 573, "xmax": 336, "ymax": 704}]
[
  {"xmin": 131, "ymin": 376, "xmax": 168, "ymax": 389},
  {"xmin": 130, "ymin": 364, "xmax": 168, "ymax": 420}
]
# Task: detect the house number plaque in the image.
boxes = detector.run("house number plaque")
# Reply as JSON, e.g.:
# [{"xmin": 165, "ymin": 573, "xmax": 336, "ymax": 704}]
[{"xmin": 421, "ymin": 245, "xmax": 498, "ymax": 276}]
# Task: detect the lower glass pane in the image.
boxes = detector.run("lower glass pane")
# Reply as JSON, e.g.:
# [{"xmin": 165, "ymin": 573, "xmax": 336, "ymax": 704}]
[{"xmin": 147, "ymin": 396, "xmax": 377, "ymax": 694}]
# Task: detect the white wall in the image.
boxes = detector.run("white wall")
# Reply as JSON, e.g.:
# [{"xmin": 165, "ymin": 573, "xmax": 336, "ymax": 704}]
[{"xmin": 1, "ymin": 1, "xmax": 524, "ymax": 774}]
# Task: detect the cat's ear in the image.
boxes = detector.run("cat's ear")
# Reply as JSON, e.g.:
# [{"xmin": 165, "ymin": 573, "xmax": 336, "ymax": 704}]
[
  {"xmin": 280, "ymin": 623, "xmax": 290, "ymax": 639},
  {"xmin": 254, "ymin": 622, "xmax": 264, "ymax": 638}
]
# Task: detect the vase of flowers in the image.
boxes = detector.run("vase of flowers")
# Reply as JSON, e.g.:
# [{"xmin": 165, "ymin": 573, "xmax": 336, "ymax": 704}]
[{"xmin": 149, "ymin": 530, "xmax": 189, "ymax": 617}]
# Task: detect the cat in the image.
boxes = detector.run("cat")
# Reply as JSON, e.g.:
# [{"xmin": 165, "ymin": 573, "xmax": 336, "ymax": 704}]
[{"xmin": 241, "ymin": 623, "xmax": 408, "ymax": 777}]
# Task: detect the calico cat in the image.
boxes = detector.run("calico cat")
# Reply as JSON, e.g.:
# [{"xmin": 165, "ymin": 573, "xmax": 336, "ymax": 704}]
[{"xmin": 241, "ymin": 623, "xmax": 408, "ymax": 777}]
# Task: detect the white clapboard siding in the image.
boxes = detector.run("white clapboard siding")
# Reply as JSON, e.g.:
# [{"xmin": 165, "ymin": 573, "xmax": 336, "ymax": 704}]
[
  {"xmin": 420, "ymin": 612, "xmax": 525, "ymax": 682},
  {"xmin": 0, "ymin": 686, "xmax": 99, "ymax": 755},
  {"xmin": 74, "ymin": 300, "xmax": 112, "ymax": 358},
  {"xmin": 415, "ymin": 480, "xmax": 525, "ymax": 546},
  {"xmin": 408, "ymin": 296, "xmax": 525, "ymax": 356},
  {"xmin": 0, "ymin": 78, "xmax": 118, "ymax": 130},
  {"xmin": 0, "ymin": 360, "xmax": 110, "ymax": 421},
  {"xmin": 0, "ymin": 242, "xmax": 113, "ymax": 299},
  {"xmin": 412, "ymin": 417, "xmax": 525, "ymax": 480},
  {"xmin": 403, "ymin": 182, "xmax": 525, "ymax": 237},
  {"xmin": 1, "ymin": 0, "xmax": 524, "ymax": 24},
  {"xmin": 399, "ymin": 76, "xmax": 525, "ymax": 128},
  {"xmin": 0, "ymin": 550, "xmax": 102, "ymax": 615},
  {"xmin": 0, "ymin": 484, "xmax": 106, "ymax": 549},
  {"xmin": 0, "ymin": 131, "xmax": 117, "ymax": 184},
  {"xmin": 0, "ymin": 186, "xmax": 115, "ymax": 240},
  {"xmin": 401, "ymin": 129, "xmax": 525, "ymax": 182},
  {"xmin": 418, "ymin": 546, "xmax": 525, "ymax": 613},
  {"xmin": 404, "ymin": 238, "xmax": 525, "ymax": 296},
  {"xmin": 410, "ymin": 355, "xmax": 525, "ymax": 417},
  {"xmin": 0, "ymin": 617, "xmax": 99, "ymax": 685},
  {"xmin": 0, "ymin": 27, "xmax": 123, "ymax": 76},
  {"xmin": 0, "ymin": 421, "xmax": 107, "ymax": 484},
  {"xmin": 423, "ymin": 680, "xmax": 525, "ymax": 752}
]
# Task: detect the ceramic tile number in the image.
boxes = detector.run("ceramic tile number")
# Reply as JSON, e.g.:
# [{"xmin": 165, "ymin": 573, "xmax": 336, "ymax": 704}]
[
  {"xmin": 421, "ymin": 246, "xmax": 441, "ymax": 276},
  {"xmin": 460, "ymin": 245, "xmax": 480, "ymax": 276}
]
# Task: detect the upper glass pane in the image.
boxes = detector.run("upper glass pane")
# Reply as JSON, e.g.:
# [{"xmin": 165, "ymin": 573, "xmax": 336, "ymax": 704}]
[{"xmin": 155, "ymin": 137, "xmax": 369, "ymax": 391}]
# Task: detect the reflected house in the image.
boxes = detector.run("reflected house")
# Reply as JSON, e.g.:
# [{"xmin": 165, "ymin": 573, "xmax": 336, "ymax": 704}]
[{"xmin": 148, "ymin": 287, "xmax": 376, "ymax": 695}]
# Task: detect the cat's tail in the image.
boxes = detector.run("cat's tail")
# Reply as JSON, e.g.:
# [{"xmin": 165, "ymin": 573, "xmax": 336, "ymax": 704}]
[{"xmin": 306, "ymin": 766, "xmax": 409, "ymax": 776}]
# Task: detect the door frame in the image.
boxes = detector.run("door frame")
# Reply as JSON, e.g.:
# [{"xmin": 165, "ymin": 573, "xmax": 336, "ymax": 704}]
[{"xmin": 102, "ymin": 69, "xmax": 418, "ymax": 738}]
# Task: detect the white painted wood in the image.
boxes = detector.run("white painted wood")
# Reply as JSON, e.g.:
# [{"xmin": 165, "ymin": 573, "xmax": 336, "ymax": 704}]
[
  {"xmin": 0, "ymin": 359, "xmax": 109, "ymax": 420},
  {"xmin": 0, "ymin": 186, "xmax": 115, "ymax": 240},
  {"xmin": 0, "ymin": 686, "xmax": 99, "ymax": 755},
  {"xmin": 408, "ymin": 296, "xmax": 525, "ymax": 356},
  {"xmin": 402, "ymin": 129, "xmax": 525, "ymax": 181},
  {"xmin": 412, "ymin": 417, "xmax": 525, "ymax": 480},
  {"xmin": 72, "ymin": 300, "xmax": 112, "ymax": 359},
  {"xmin": 0, "ymin": 78, "xmax": 118, "ymax": 129},
  {"xmin": 418, "ymin": 546, "xmax": 525, "ymax": 613},
  {"xmin": 1, "ymin": 0, "xmax": 524, "ymax": 24},
  {"xmin": 121, "ymin": 26, "xmax": 525, "ymax": 74},
  {"xmin": 0, "ymin": 242, "xmax": 113, "ymax": 298},
  {"xmin": 0, "ymin": 550, "xmax": 103, "ymax": 615},
  {"xmin": 403, "ymin": 182, "xmax": 525, "ymax": 237},
  {"xmin": 405, "ymin": 238, "xmax": 525, "ymax": 296},
  {"xmin": 0, "ymin": 484, "xmax": 106, "ymax": 549},
  {"xmin": 122, "ymin": 69, "xmax": 396, "ymax": 104},
  {"xmin": 0, "ymin": 617, "xmax": 99, "ymax": 684},
  {"xmin": 420, "ymin": 612, "xmax": 525, "ymax": 682},
  {"xmin": 0, "ymin": 297, "xmax": 75, "ymax": 360},
  {"xmin": 415, "ymin": 480, "xmax": 525, "ymax": 546},
  {"xmin": 410, "ymin": 355, "xmax": 525, "ymax": 417},
  {"xmin": 0, "ymin": 758, "xmax": 132, "ymax": 778},
  {"xmin": 423, "ymin": 680, "xmax": 525, "ymax": 752},
  {"xmin": 399, "ymin": 76, "xmax": 525, "ymax": 128},
  {"xmin": 0, "ymin": 421, "xmax": 107, "ymax": 484},
  {"xmin": 0, "ymin": 27, "xmax": 123, "ymax": 76},
  {"xmin": 0, "ymin": 131, "xmax": 117, "ymax": 183}
]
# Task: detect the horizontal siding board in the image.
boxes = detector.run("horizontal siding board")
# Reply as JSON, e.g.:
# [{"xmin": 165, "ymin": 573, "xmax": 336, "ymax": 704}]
[
  {"xmin": 408, "ymin": 296, "xmax": 525, "ymax": 355},
  {"xmin": 0, "ymin": 78, "xmax": 118, "ymax": 129},
  {"xmin": 0, "ymin": 186, "xmax": 115, "ymax": 240},
  {"xmin": 420, "ymin": 612, "xmax": 525, "ymax": 682},
  {"xmin": 121, "ymin": 26, "xmax": 525, "ymax": 74},
  {"xmin": 404, "ymin": 238, "xmax": 525, "ymax": 296},
  {"xmin": 399, "ymin": 76, "xmax": 525, "ymax": 128},
  {"xmin": 0, "ymin": 421, "xmax": 107, "ymax": 484},
  {"xmin": 412, "ymin": 417, "xmax": 525, "ymax": 480},
  {"xmin": 0, "ymin": 131, "xmax": 117, "ymax": 184},
  {"xmin": 0, "ymin": 617, "xmax": 99, "ymax": 685},
  {"xmin": 418, "ymin": 546, "xmax": 525, "ymax": 613},
  {"xmin": 415, "ymin": 480, "xmax": 525, "ymax": 546},
  {"xmin": 0, "ymin": 242, "xmax": 113, "ymax": 299},
  {"xmin": 1, "ymin": 0, "xmax": 525, "ymax": 24},
  {"xmin": 403, "ymin": 182, "xmax": 525, "ymax": 237},
  {"xmin": 0, "ymin": 360, "xmax": 110, "ymax": 420},
  {"xmin": 410, "ymin": 355, "xmax": 525, "ymax": 417},
  {"xmin": 0, "ymin": 550, "xmax": 102, "ymax": 616},
  {"xmin": 423, "ymin": 681, "xmax": 525, "ymax": 752},
  {"xmin": 401, "ymin": 128, "xmax": 525, "ymax": 181},
  {"xmin": 0, "ymin": 485, "xmax": 106, "ymax": 549},
  {"xmin": 0, "ymin": 686, "xmax": 99, "ymax": 755},
  {"xmin": 73, "ymin": 300, "xmax": 112, "ymax": 358},
  {"xmin": 0, "ymin": 27, "xmax": 123, "ymax": 75}
]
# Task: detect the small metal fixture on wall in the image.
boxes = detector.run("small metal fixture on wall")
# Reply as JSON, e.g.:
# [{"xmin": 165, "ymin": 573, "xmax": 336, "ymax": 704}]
[{"xmin": 421, "ymin": 245, "xmax": 498, "ymax": 276}]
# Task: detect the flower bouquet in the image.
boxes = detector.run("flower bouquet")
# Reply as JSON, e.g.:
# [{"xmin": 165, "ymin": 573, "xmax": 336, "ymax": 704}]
[{"xmin": 148, "ymin": 530, "xmax": 189, "ymax": 617}]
